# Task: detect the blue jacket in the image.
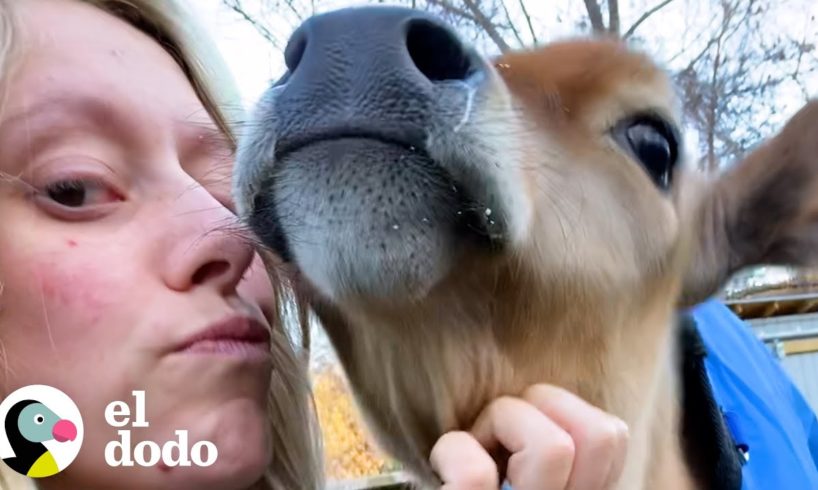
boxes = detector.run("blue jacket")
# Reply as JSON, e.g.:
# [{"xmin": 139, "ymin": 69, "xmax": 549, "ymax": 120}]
[{"xmin": 690, "ymin": 299, "xmax": 818, "ymax": 489}]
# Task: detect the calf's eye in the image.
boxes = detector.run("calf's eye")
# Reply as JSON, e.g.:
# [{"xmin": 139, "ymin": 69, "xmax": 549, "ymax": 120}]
[{"xmin": 613, "ymin": 114, "xmax": 679, "ymax": 190}]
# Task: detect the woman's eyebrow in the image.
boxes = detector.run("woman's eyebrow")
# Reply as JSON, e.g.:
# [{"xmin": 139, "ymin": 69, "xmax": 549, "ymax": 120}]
[
  {"xmin": 0, "ymin": 92, "xmax": 141, "ymax": 161},
  {"xmin": 0, "ymin": 92, "xmax": 141, "ymax": 179},
  {"xmin": 0, "ymin": 92, "xmax": 125, "ymax": 131}
]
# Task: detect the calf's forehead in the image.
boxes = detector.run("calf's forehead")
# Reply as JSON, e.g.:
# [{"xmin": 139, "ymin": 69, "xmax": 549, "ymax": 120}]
[{"xmin": 494, "ymin": 39, "xmax": 680, "ymax": 131}]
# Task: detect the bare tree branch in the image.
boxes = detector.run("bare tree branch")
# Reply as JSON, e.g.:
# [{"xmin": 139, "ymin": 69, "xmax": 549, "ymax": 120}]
[
  {"xmin": 500, "ymin": 0, "xmax": 526, "ymax": 46},
  {"xmin": 704, "ymin": 2, "xmax": 730, "ymax": 172},
  {"xmin": 583, "ymin": 0, "xmax": 607, "ymax": 33},
  {"xmin": 518, "ymin": 0, "xmax": 539, "ymax": 45},
  {"xmin": 222, "ymin": 0, "xmax": 281, "ymax": 49},
  {"xmin": 283, "ymin": 0, "xmax": 303, "ymax": 21},
  {"xmin": 423, "ymin": 0, "xmax": 513, "ymax": 53},
  {"xmin": 608, "ymin": 0, "xmax": 620, "ymax": 35},
  {"xmin": 666, "ymin": 26, "xmax": 716, "ymax": 65},
  {"xmin": 623, "ymin": 0, "xmax": 677, "ymax": 39},
  {"xmin": 424, "ymin": 0, "xmax": 480, "ymax": 23},
  {"xmin": 461, "ymin": 0, "xmax": 512, "ymax": 52}
]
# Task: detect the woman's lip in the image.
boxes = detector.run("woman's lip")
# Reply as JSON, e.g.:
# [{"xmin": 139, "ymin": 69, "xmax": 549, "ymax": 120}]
[
  {"xmin": 174, "ymin": 316, "xmax": 272, "ymax": 359},
  {"xmin": 178, "ymin": 339, "xmax": 271, "ymax": 360}
]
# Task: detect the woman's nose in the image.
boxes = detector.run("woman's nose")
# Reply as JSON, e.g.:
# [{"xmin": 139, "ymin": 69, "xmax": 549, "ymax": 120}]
[{"xmin": 160, "ymin": 185, "xmax": 256, "ymax": 295}]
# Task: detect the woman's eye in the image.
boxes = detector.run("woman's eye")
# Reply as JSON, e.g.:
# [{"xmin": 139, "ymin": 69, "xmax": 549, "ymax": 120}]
[
  {"xmin": 43, "ymin": 178, "xmax": 119, "ymax": 208},
  {"xmin": 32, "ymin": 174, "xmax": 124, "ymax": 221}
]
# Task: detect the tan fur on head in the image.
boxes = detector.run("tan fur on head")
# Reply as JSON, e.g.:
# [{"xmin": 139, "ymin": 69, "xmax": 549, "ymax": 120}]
[{"xmin": 238, "ymin": 19, "xmax": 818, "ymax": 488}]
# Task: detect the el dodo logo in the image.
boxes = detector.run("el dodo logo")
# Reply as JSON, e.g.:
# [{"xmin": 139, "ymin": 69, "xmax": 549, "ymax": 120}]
[
  {"xmin": 104, "ymin": 391, "xmax": 218, "ymax": 468},
  {"xmin": 0, "ymin": 385, "xmax": 82, "ymax": 478}
]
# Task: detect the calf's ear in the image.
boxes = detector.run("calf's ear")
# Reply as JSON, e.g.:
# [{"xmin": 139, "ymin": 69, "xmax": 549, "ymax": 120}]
[{"xmin": 680, "ymin": 100, "xmax": 818, "ymax": 306}]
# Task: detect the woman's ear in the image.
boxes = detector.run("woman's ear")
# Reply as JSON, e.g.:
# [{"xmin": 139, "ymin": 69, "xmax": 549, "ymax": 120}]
[{"xmin": 680, "ymin": 100, "xmax": 818, "ymax": 306}]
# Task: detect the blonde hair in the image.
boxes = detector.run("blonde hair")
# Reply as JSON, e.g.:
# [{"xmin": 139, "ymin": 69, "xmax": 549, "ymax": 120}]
[{"xmin": 0, "ymin": 1, "xmax": 322, "ymax": 489}]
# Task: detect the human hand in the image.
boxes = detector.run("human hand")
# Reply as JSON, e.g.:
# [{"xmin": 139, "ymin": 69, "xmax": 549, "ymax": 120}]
[{"xmin": 429, "ymin": 384, "xmax": 630, "ymax": 490}]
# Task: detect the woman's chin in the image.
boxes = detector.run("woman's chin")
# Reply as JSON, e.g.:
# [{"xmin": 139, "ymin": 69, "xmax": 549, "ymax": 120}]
[
  {"xmin": 196, "ymin": 401, "xmax": 271, "ymax": 484},
  {"xmin": 151, "ymin": 399, "xmax": 272, "ymax": 490},
  {"xmin": 160, "ymin": 453, "xmax": 270, "ymax": 490}
]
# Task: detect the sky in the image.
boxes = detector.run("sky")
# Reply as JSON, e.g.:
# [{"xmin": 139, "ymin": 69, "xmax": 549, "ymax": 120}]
[{"xmin": 193, "ymin": 1, "xmax": 283, "ymax": 108}]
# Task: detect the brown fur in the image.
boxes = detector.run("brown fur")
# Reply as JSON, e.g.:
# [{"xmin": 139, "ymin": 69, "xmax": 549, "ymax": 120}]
[{"xmin": 263, "ymin": 38, "xmax": 818, "ymax": 488}]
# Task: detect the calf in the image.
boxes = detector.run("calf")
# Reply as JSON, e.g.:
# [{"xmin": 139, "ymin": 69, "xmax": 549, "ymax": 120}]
[{"xmin": 234, "ymin": 7, "xmax": 818, "ymax": 488}]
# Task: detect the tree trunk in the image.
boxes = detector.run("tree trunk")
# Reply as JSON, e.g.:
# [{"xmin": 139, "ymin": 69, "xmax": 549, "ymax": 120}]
[{"xmin": 583, "ymin": 0, "xmax": 608, "ymax": 33}]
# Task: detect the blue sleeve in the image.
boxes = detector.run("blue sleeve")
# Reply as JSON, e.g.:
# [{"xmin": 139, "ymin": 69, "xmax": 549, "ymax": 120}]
[
  {"xmin": 790, "ymin": 379, "xmax": 818, "ymax": 471},
  {"xmin": 691, "ymin": 299, "xmax": 818, "ymax": 489},
  {"xmin": 808, "ymin": 415, "xmax": 818, "ymax": 469}
]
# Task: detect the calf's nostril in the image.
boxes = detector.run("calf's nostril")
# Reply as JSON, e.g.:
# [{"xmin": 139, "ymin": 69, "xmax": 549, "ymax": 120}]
[
  {"xmin": 284, "ymin": 28, "xmax": 308, "ymax": 72},
  {"xmin": 406, "ymin": 19, "xmax": 474, "ymax": 82}
]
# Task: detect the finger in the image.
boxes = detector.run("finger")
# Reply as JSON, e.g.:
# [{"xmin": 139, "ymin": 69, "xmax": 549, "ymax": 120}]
[
  {"xmin": 430, "ymin": 431, "xmax": 499, "ymax": 490},
  {"xmin": 522, "ymin": 385, "xmax": 629, "ymax": 490},
  {"xmin": 471, "ymin": 396, "xmax": 575, "ymax": 490},
  {"xmin": 601, "ymin": 421, "xmax": 629, "ymax": 489}
]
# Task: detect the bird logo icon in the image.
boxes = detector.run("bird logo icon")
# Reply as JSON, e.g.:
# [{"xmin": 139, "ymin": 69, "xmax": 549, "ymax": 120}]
[{"xmin": 0, "ymin": 385, "xmax": 83, "ymax": 478}]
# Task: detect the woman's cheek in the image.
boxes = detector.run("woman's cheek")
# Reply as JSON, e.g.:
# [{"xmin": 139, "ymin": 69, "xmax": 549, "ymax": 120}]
[
  {"xmin": 2, "ymin": 246, "xmax": 126, "ymax": 373},
  {"xmin": 238, "ymin": 255, "xmax": 275, "ymax": 308},
  {"xmin": 32, "ymin": 255, "xmax": 119, "ymax": 327}
]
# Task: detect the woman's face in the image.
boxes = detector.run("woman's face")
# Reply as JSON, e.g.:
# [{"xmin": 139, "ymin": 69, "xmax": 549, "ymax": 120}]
[{"xmin": 0, "ymin": 0, "xmax": 277, "ymax": 488}]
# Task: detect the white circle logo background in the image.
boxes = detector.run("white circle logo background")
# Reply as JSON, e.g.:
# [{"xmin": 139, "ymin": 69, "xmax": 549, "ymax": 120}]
[{"xmin": 0, "ymin": 385, "xmax": 84, "ymax": 472}]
